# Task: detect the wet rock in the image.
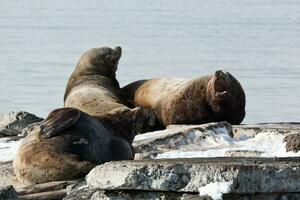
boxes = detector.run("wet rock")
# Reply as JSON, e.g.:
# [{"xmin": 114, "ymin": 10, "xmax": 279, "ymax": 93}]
[
  {"xmin": 0, "ymin": 185, "xmax": 19, "ymax": 200},
  {"xmin": 284, "ymin": 133, "xmax": 300, "ymax": 153},
  {"xmin": 0, "ymin": 111, "xmax": 43, "ymax": 137}
]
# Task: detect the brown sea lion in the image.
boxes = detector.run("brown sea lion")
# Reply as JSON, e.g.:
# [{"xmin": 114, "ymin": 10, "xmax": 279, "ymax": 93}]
[
  {"xmin": 64, "ymin": 46, "xmax": 131, "ymax": 115},
  {"xmin": 284, "ymin": 133, "xmax": 300, "ymax": 153},
  {"xmin": 13, "ymin": 107, "xmax": 150, "ymax": 186},
  {"xmin": 63, "ymin": 46, "xmax": 157, "ymax": 132},
  {"xmin": 122, "ymin": 70, "xmax": 246, "ymax": 126}
]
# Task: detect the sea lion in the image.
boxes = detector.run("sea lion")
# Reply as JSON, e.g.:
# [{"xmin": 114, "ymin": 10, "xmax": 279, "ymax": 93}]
[
  {"xmin": 63, "ymin": 46, "xmax": 157, "ymax": 132},
  {"xmin": 13, "ymin": 106, "xmax": 150, "ymax": 185},
  {"xmin": 122, "ymin": 70, "xmax": 246, "ymax": 126},
  {"xmin": 64, "ymin": 46, "xmax": 130, "ymax": 115},
  {"xmin": 284, "ymin": 133, "xmax": 300, "ymax": 153}
]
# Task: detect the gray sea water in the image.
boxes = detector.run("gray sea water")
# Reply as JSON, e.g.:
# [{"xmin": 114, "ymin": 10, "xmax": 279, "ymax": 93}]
[{"xmin": 0, "ymin": 0, "xmax": 299, "ymax": 123}]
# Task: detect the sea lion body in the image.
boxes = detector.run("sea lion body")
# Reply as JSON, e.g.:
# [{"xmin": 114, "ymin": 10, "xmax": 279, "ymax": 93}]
[
  {"xmin": 13, "ymin": 108, "xmax": 139, "ymax": 185},
  {"xmin": 64, "ymin": 46, "xmax": 130, "ymax": 116},
  {"xmin": 64, "ymin": 46, "xmax": 156, "ymax": 131},
  {"xmin": 65, "ymin": 75, "xmax": 127, "ymax": 115},
  {"xmin": 122, "ymin": 71, "xmax": 246, "ymax": 126}
]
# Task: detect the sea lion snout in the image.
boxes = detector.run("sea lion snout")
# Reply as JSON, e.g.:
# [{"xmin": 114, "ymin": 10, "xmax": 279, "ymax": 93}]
[
  {"xmin": 212, "ymin": 70, "xmax": 232, "ymax": 97},
  {"xmin": 215, "ymin": 70, "xmax": 226, "ymax": 76},
  {"xmin": 111, "ymin": 46, "xmax": 122, "ymax": 61}
]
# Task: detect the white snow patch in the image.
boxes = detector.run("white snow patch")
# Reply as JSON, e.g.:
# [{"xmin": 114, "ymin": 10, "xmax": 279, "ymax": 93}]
[
  {"xmin": 0, "ymin": 138, "xmax": 22, "ymax": 162},
  {"xmin": 156, "ymin": 131, "xmax": 300, "ymax": 159},
  {"xmin": 198, "ymin": 181, "xmax": 232, "ymax": 200}
]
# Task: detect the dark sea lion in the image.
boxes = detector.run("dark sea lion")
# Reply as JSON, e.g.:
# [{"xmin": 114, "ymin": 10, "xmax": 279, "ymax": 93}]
[
  {"xmin": 122, "ymin": 70, "xmax": 246, "ymax": 126},
  {"xmin": 13, "ymin": 107, "xmax": 150, "ymax": 185}
]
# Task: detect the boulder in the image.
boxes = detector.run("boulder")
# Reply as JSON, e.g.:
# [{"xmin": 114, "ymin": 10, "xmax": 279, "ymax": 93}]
[
  {"xmin": 0, "ymin": 111, "xmax": 43, "ymax": 137},
  {"xmin": 0, "ymin": 185, "xmax": 19, "ymax": 200}
]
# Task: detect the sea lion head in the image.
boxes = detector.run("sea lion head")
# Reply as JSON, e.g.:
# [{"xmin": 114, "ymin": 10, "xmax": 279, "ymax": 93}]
[
  {"xmin": 131, "ymin": 107, "xmax": 157, "ymax": 134},
  {"xmin": 76, "ymin": 46, "xmax": 122, "ymax": 78},
  {"xmin": 105, "ymin": 107, "xmax": 157, "ymax": 140},
  {"xmin": 206, "ymin": 70, "xmax": 246, "ymax": 124}
]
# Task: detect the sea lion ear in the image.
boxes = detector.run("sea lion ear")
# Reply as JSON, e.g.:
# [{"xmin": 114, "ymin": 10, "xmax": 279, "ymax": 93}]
[
  {"xmin": 110, "ymin": 46, "xmax": 122, "ymax": 63},
  {"xmin": 40, "ymin": 108, "xmax": 81, "ymax": 138}
]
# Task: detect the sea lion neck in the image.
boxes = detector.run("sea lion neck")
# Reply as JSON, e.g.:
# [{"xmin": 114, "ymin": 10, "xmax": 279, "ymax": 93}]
[{"xmin": 181, "ymin": 75, "xmax": 212, "ymax": 102}]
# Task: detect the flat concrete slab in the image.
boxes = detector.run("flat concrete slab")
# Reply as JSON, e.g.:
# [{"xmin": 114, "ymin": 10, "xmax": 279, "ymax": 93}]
[{"xmin": 86, "ymin": 157, "xmax": 300, "ymax": 194}]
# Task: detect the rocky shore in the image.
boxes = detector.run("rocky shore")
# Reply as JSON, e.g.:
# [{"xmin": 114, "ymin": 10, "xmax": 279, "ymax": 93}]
[{"xmin": 0, "ymin": 111, "xmax": 300, "ymax": 200}]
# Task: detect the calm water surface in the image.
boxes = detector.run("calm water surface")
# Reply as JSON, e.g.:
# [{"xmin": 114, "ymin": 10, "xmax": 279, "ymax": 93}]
[{"xmin": 0, "ymin": 0, "xmax": 299, "ymax": 123}]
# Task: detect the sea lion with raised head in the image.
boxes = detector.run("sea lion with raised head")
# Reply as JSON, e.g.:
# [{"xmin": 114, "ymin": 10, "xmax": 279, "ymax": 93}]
[
  {"xmin": 64, "ymin": 46, "xmax": 128, "ymax": 115},
  {"xmin": 64, "ymin": 46, "xmax": 157, "ymax": 132},
  {"xmin": 13, "ymin": 106, "xmax": 151, "ymax": 186},
  {"xmin": 122, "ymin": 70, "xmax": 246, "ymax": 126}
]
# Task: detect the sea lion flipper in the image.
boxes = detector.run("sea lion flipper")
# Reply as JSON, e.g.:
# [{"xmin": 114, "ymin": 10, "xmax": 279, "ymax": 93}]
[{"xmin": 40, "ymin": 108, "xmax": 81, "ymax": 138}]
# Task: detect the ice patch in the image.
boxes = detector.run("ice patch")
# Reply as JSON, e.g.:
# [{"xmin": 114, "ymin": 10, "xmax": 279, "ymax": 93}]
[
  {"xmin": 198, "ymin": 181, "xmax": 232, "ymax": 200},
  {"xmin": 0, "ymin": 137, "xmax": 22, "ymax": 162}
]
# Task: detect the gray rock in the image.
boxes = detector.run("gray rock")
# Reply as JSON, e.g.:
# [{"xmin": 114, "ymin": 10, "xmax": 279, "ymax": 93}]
[
  {"xmin": 0, "ymin": 162, "xmax": 22, "ymax": 188},
  {"xmin": 64, "ymin": 184, "xmax": 97, "ymax": 200},
  {"xmin": 223, "ymin": 193, "xmax": 300, "ymax": 200},
  {"xmin": 88, "ymin": 190, "xmax": 208, "ymax": 200},
  {"xmin": 64, "ymin": 184, "xmax": 209, "ymax": 200},
  {"xmin": 86, "ymin": 157, "xmax": 300, "ymax": 194},
  {"xmin": 64, "ymin": 188, "xmax": 300, "ymax": 200},
  {"xmin": 0, "ymin": 111, "xmax": 43, "ymax": 137},
  {"xmin": 0, "ymin": 185, "xmax": 19, "ymax": 200}
]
